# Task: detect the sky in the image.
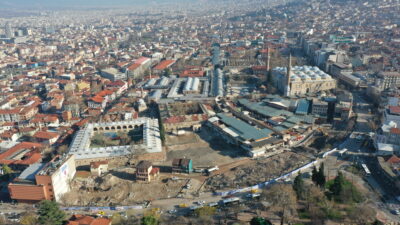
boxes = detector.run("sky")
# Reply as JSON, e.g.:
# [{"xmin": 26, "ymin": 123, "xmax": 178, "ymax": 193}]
[{"xmin": 0, "ymin": 0, "xmax": 194, "ymax": 9}]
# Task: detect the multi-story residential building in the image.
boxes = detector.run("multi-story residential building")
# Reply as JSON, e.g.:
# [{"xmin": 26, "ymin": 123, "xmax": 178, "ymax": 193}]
[
  {"xmin": 8, "ymin": 155, "xmax": 76, "ymax": 203},
  {"xmin": 377, "ymin": 72, "xmax": 400, "ymax": 89},
  {"xmin": 135, "ymin": 160, "xmax": 159, "ymax": 182},
  {"xmin": 172, "ymin": 158, "xmax": 193, "ymax": 174},
  {"xmin": 312, "ymin": 99, "xmax": 329, "ymax": 118}
]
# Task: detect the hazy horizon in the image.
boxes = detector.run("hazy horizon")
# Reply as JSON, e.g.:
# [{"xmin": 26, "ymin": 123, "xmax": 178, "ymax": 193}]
[{"xmin": 0, "ymin": 0, "xmax": 201, "ymax": 9}]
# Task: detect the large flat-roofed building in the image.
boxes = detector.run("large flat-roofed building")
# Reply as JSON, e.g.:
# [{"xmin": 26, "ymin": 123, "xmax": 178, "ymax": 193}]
[
  {"xmin": 68, "ymin": 118, "xmax": 163, "ymax": 166},
  {"xmin": 8, "ymin": 154, "xmax": 76, "ymax": 203},
  {"xmin": 100, "ymin": 68, "xmax": 127, "ymax": 81},
  {"xmin": 207, "ymin": 113, "xmax": 281, "ymax": 157},
  {"xmin": 271, "ymin": 59, "xmax": 336, "ymax": 96}
]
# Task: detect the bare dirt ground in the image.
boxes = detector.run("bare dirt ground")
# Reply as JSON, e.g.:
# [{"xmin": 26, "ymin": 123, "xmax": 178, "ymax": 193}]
[
  {"xmin": 205, "ymin": 152, "xmax": 311, "ymax": 191},
  {"xmin": 62, "ymin": 168, "xmax": 187, "ymax": 207},
  {"xmin": 163, "ymin": 130, "xmax": 247, "ymax": 168}
]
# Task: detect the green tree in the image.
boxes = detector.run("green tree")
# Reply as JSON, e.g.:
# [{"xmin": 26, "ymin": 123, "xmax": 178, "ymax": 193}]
[
  {"xmin": 330, "ymin": 172, "xmax": 345, "ymax": 197},
  {"xmin": 293, "ymin": 173, "xmax": 306, "ymax": 200},
  {"xmin": 317, "ymin": 163, "xmax": 326, "ymax": 187},
  {"xmin": 163, "ymin": 68, "xmax": 172, "ymax": 77},
  {"xmin": 158, "ymin": 118, "xmax": 165, "ymax": 145},
  {"xmin": 311, "ymin": 166, "xmax": 318, "ymax": 185},
  {"xmin": 250, "ymin": 217, "xmax": 272, "ymax": 225},
  {"xmin": 37, "ymin": 200, "xmax": 65, "ymax": 225},
  {"xmin": 1, "ymin": 164, "xmax": 13, "ymax": 174},
  {"xmin": 141, "ymin": 215, "xmax": 159, "ymax": 225}
]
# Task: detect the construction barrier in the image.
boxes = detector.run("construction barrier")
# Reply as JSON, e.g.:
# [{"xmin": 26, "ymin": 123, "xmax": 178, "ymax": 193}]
[
  {"xmin": 61, "ymin": 205, "xmax": 143, "ymax": 212},
  {"xmin": 215, "ymin": 159, "xmax": 319, "ymax": 196}
]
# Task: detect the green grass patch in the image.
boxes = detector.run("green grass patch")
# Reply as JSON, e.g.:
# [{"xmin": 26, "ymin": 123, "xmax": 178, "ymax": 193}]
[{"xmin": 325, "ymin": 178, "xmax": 364, "ymax": 203}]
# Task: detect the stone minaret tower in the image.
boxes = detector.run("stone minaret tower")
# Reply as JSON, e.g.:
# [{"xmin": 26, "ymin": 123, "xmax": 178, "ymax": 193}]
[
  {"xmin": 266, "ymin": 47, "xmax": 270, "ymax": 71},
  {"xmin": 286, "ymin": 54, "xmax": 292, "ymax": 96}
]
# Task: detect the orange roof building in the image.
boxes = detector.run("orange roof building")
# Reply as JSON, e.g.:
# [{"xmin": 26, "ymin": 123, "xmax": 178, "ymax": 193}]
[
  {"xmin": 0, "ymin": 142, "xmax": 42, "ymax": 167},
  {"xmin": 154, "ymin": 60, "xmax": 176, "ymax": 71},
  {"xmin": 66, "ymin": 215, "xmax": 112, "ymax": 225}
]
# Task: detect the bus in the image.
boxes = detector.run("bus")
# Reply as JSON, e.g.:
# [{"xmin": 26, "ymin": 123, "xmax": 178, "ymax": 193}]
[
  {"xmin": 361, "ymin": 163, "xmax": 371, "ymax": 176},
  {"xmin": 221, "ymin": 197, "xmax": 240, "ymax": 205}
]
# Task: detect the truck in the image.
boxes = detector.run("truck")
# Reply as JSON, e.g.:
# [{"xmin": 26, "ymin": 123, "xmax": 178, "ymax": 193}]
[{"xmin": 207, "ymin": 166, "xmax": 219, "ymax": 173}]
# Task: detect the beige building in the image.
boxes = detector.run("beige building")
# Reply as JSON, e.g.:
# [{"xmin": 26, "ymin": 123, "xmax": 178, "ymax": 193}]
[
  {"xmin": 271, "ymin": 56, "xmax": 336, "ymax": 96},
  {"xmin": 90, "ymin": 161, "xmax": 108, "ymax": 176}
]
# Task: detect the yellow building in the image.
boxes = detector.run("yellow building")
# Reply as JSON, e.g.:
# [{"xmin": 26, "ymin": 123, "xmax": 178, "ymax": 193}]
[{"xmin": 76, "ymin": 81, "xmax": 90, "ymax": 91}]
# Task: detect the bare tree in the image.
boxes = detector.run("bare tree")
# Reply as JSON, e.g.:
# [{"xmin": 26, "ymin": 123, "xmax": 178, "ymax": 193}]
[
  {"xmin": 262, "ymin": 184, "xmax": 296, "ymax": 225},
  {"xmin": 348, "ymin": 204, "xmax": 376, "ymax": 224}
]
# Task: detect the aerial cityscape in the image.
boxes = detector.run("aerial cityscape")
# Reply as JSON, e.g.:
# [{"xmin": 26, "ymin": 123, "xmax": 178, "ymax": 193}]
[{"xmin": 0, "ymin": 0, "xmax": 400, "ymax": 224}]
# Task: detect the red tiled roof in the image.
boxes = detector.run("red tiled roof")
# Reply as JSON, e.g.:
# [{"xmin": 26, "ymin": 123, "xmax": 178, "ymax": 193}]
[
  {"xmin": 390, "ymin": 128, "xmax": 400, "ymax": 135},
  {"xmin": 386, "ymin": 155, "xmax": 400, "ymax": 164},
  {"xmin": 97, "ymin": 90, "xmax": 114, "ymax": 97},
  {"xmin": 154, "ymin": 60, "xmax": 176, "ymax": 70},
  {"xmin": 90, "ymin": 161, "xmax": 108, "ymax": 169},
  {"xmin": 389, "ymin": 106, "xmax": 400, "ymax": 115},
  {"xmin": 135, "ymin": 57, "xmax": 150, "ymax": 65},
  {"xmin": 108, "ymin": 80, "xmax": 126, "ymax": 87},
  {"xmin": 0, "ymin": 142, "xmax": 42, "ymax": 165},
  {"xmin": 91, "ymin": 96, "xmax": 104, "ymax": 103},
  {"xmin": 33, "ymin": 131, "xmax": 59, "ymax": 140},
  {"xmin": 127, "ymin": 63, "xmax": 141, "ymax": 71},
  {"xmin": 180, "ymin": 69, "xmax": 204, "ymax": 77},
  {"xmin": 74, "ymin": 118, "xmax": 89, "ymax": 127},
  {"xmin": 150, "ymin": 167, "xmax": 160, "ymax": 175}
]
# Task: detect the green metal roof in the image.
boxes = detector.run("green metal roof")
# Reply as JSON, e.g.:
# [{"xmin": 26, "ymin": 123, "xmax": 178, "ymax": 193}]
[{"xmin": 217, "ymin": 113, "xmax": 271, "ymax": 141}]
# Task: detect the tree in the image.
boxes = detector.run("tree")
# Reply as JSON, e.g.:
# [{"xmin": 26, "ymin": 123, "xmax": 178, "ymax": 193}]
[
  {"xmin": 194, "ymin": 206, "xmax": 216, "ymax": 218},
  {"xmin": 317, "ymin": 163, "xmax": 326, "ymax": 187},
  {"xmin": 311, "ymin": 166, "xmax": 318, "ymax": 185},
  {"xmin": 163, "ymin": 68, "xmax": 172, "ymax": 77},
  {"xmin": 250, "ymin": 217, "xmax": 272, "ymax": 225},
  {"xmin": 158, "ymin": 118, "xmax": 166, "ymax": 145},
  {"xmin": 348, "ymin": 204, "xmax": 376, "ymax": 224},
  {"xmin": 1, "ymin": 164, "xmax": 13, "ymax": 175},
  {"xmin": 0, "ymin": 215, "xmax": 7, "ymax": 225},
  {"xmin": 263, "ymin": 184, "xmax": 296, "ymax": 225},
  {"xmin": 20, "ymin": 213, "xmax": 38, "ymax": 225},
  {"xmin": 330, "ymin": 172, "xmax": 345, "ymax": 198},
  {"xmin": 144, "ymin": 69, "xmax": 151, "ymax": 77},
  {"xmin": 305, "ymin": 184, "xmax": 325, "ymax": 209},
  {"xmin": 141, "ymin": 215, "xmax": 159, "ymax": 225},
  {"xmin": 56, "ymin": 145, "xmax": 69, "ymax": 155},
  {"xmin": 312, "ymin": 164, "xmax": 326, "ymax": 188},
  {"xmin": 293, "ymin": 173, "xmax": 306, "ymax": 200},
  {"xmin": 37, "ymin": 200, "xmax": 66, "ymax": 225}
]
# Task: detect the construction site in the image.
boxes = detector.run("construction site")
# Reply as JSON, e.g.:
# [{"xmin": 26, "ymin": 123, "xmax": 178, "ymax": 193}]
[{"xmin": 61, "ymin": 169, "xmax": 189, "ymax": 206}]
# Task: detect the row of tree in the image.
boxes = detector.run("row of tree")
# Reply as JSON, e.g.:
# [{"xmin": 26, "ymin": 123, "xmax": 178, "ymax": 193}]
[{"xmin": 13, "ymin": 200, "xmax": 160, "ymax": 225}]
